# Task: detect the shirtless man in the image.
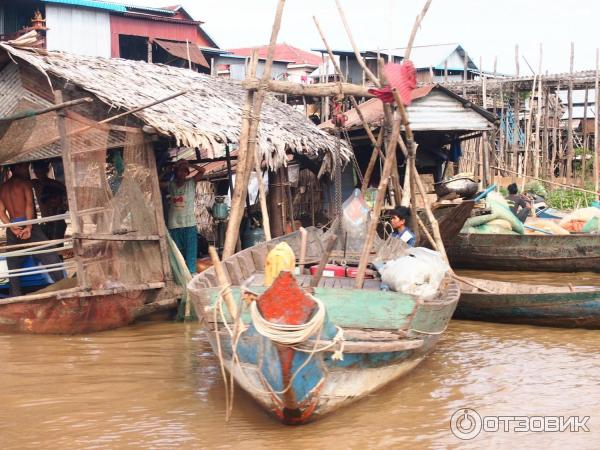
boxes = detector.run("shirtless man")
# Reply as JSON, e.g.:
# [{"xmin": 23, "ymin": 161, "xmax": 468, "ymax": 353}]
[{"xmin": 0, "ymin": 163, "xmax": 65, "ymax": 296}]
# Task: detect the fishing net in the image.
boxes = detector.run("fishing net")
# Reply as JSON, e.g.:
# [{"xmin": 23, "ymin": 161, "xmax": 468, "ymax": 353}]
[{"xmin": 64, "ymin": 113, "xmax": 164, "ymax": 290}]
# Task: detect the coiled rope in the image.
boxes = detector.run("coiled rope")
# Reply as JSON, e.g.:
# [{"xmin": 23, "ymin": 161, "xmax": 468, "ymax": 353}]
[{"xmin": 209, "ymin": 284, "xmax": 345, "ymax": 421}]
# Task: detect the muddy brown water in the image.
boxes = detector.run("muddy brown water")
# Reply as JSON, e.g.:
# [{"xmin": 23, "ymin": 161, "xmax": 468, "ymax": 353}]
[{"xmin": 1, "ymin": 272, "xmax": 600, "ymax": 449}]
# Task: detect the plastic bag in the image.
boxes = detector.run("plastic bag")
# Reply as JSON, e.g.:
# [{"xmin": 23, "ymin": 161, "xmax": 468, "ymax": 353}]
[
  {"xmin": 379, "ymin": 247, "xmax": 450, "ymax": 299},
  {"xmin": 583, "ymin": 216, "xmax": 600, "ymax": 233},
  {"xmin": 341, "ymin": 188, "xmax": 370, "ymax": 252},
  {"xmin": 559, "ymin": 207, "xmax": 600, "ymax": 230}
]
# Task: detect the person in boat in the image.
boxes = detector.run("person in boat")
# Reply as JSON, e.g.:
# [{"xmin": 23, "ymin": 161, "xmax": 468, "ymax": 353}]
[
  {"xmin": 0, "ymin": 163, "xmax": 65, "ymax": 296},
  {"xmin": 506, "ymin": 183, "xmax": 532, "ymax": 223},
  {"xmin": 390, "ymin": 206, "xmax": 416, "ymax": 247},
  {"xmin": 161, "ymin": 159, "xmax": 205, "ymax": 274},
  {"xmin": 31, "ymin": 160, "xmax": 67, "ymax": 241}
]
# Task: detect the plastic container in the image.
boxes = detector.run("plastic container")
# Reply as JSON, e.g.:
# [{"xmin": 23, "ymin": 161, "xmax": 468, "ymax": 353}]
[{"xmin": 341, "ymin": 188, "xmax": 370, "ymax": 253}]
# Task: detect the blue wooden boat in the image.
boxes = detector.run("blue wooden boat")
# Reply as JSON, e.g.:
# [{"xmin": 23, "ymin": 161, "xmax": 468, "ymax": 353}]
[
  {"xmin": 188, "ymin": 228, "xmax": 459, "ymax": 424},
  {"xmin": 456, "ymin": 276, "xmax": 600, "ymax": 328}
]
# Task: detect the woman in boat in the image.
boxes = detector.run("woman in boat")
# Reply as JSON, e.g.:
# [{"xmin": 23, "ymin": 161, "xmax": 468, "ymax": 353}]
[{"xmin": 390, "ymin": 206, "xmax": 416, "ymax": 247}]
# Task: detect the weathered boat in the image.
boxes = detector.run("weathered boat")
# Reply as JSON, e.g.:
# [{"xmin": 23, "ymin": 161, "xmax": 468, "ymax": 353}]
[
  {"xmin": 446, "ymin": 233, "xmax": 600, "ymax": 272},
  {"xmin": 456, "ymin": 276, "xmax": 600, "ymax": 328},
  {"xmin": 188, "ymin": 228, "xmax": 459, "ymax": 424}
]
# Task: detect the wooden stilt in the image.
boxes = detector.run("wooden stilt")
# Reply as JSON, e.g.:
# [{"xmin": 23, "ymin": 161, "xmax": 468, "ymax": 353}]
[
  {"xmin": 222, "ymin": 0, "xmax": 286, "ymax": 259},
  {"xmin": 566, "ymin": 42, "xmax": 575, "ymax": 182}
]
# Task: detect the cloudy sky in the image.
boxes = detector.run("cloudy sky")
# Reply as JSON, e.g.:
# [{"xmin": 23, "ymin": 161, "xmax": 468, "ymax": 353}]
[{"xmin": 128, "ymin": 0, "xmax": 599, "ymax": 74}]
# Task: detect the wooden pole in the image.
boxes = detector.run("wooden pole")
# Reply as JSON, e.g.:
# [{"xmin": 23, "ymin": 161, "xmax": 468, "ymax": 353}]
[
  {"xmin": 54, "ymin": 90, "xmax": 86, "ymax": 289},
  {"xmin": 334, "ymin": 0, "xmax": 380, "ymax": 87},
  {"xmin": 209, "ymin": 246, "xmax": 238, "ymax": 320},
  {"xmin": 521, "ymin": 73, "xmax": 538, "ymax": 190},
  {"xmin": 582, "ymin": 86, "xmax": 589, "ymax": 184},
  {"xmin": 242, "ymin": 78, "xmax": 373, "ymax": 98},
  {"xmin": 0, "ymin": 97, "xmax": 93, "ymax": 123},
  {"xmin": 361, "ymin": 128, "xmax": 384, "ymax": 195},
  {"xmin": 515, "ymin": 44, "xmax": 520, "ymax": 77},
  {"xmin": 595, "ymin": 48, "xmax": 600, "ymax": 199},
  {"xmin": 533, "ymin": 44, "xmax": 543, "ymax": 179},
  {"xmin": 354, "ymin": 115, "xmax": 401, "ymax": 289},
  {"xmin": 246, "ymin": 51, "xmax": 272, "ymax": 242},
  {"xmin": 222, "ymin": 0, "xmax": 286, "ymax": 259},
  {"xmin": 566, "ymin": 42, "xmax": 574, "ymax": 182},
  {"xmin": 542, "ymin": 85, "xmax": 550, "ymax": 178},
  {"xmin": 481, "ymin": 72, "xmax": 489, "ymax": 186}
]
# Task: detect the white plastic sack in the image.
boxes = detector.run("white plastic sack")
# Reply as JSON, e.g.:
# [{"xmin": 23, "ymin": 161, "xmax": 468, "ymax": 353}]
[
  {"xmin": 380, "ymin": 247, "xmax": 450, "ymax": 299},
  {"xmin": 341, "ymin": 188, "xmax": 370, "ymax": 252}
]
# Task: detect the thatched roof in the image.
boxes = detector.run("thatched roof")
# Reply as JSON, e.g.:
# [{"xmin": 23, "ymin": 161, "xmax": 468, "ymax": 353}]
[{"xmin": 0, "ymin": 41, "xmax": 351, "ymax": 172}]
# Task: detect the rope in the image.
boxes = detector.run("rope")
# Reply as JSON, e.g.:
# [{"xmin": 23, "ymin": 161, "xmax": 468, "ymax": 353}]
[{"xmin": 208, "ymin": 285, "xmax": 345, "ymax": 421}]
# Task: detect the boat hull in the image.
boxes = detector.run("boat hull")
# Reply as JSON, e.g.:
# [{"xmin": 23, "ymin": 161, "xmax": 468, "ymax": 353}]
[
  {"xmin": 446, "ymin": 233, "xmax": 600, "ymax": 272},
  {"xmin": 0, "ymin": 289, "xmax": 177, "ymax": 334},
  {"xmin": 209, "ymin": 331, "xmax": 437, "ymax": 423},
  {"xmin": 456, "ymin": 287, "xmax": 600, "ymax": 328}
]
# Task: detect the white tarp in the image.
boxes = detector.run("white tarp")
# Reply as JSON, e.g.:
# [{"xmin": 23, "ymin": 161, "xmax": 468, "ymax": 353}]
[{"xmin": 45, "ymin": 4, "xmax": 111, "ymax": 58}]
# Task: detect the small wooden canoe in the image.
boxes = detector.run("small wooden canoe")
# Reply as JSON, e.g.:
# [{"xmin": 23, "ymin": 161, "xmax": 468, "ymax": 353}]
[
  {"xmin": 446, "ymin": 233, "xmax": 600, "ymax": 272},
  {"xmin": 188, "ymin": 228, "xmax": 459, "ymax": 424},
  {"xmin": 456, "ymin": 276, "xmax": 600, "ymax": 328}
]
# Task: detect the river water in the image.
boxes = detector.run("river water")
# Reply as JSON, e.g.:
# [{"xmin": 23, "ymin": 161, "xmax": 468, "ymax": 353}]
[{"xmin": 1, "ymin": 273, "xmax": 600, "ymax": 449}]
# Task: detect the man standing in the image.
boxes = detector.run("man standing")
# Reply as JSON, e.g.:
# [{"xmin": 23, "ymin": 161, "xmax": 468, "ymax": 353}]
[
  {"xmin": 31, "ymin": 160, "xmax": 67, "ymax": 241},
  {"xmin": 163, "ymin": 160, "xmax": 205, "ymax": 274},
  {"xmin": 0, "ymin": 163, "xmax": 65, "ymax": 296},
  {"xmin": 389, "ymin": 206, "xmax": 416, "ymax": 247}
]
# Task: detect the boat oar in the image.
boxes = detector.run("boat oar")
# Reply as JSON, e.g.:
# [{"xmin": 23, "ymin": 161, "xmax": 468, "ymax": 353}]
[
  {"xmin": 310, "ymin": 235, "xmax": 338, "ymax": 288},
  {"xmin": 452, "ymin": 274, "xmax": 495, "ymax": 294}
]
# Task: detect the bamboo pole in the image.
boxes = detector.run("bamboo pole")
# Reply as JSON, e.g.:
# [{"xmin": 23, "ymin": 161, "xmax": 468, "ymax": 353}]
[
  {"xmin": 246, "ymin": 51, "xmax": 272, "ymax": 242},
  {"xmin": 354, "ymin": 114, "xmax": 401, "ymax": 289},
  {"xmin": 582, "ymin": 86, "xmax": 589, "ymax": 184},
  {"xmin": 542, "ymin": 85, "xmax": 550, "ymax": 178},
  {"xmin": 533, "ymin": 45, "xmax": 543, "ymax": 179},
  {"xmin": 222, "ymin": 0, "xmax": 286, "ymax": 259},
  {"xmin": 241, "ymin": 79, "xmax": 373, "ymax": 99},
  {"xmin": 208, "ymin": 246, "xmax": 238, "ymax": 320},
  {"xmin": 334, "ymin": 0, "xmax": 380, "ymax": 87},
  {"xmin": 595, "ymin": 49, "xmax": 600, "ymax": 199},
  {"xmin": 566, "ymin": 42, "xmax": 575, "ymax": 182},
  {"xmin": 0, "ymin": 97, "xmax": 93, "ymax": 123},
  {"xmin": 515, "ymin": 44, "xmax": 520, "ymax": 77},
  {"xmin": 361, "ymin": 128, "xmax": 384, "ymax": 195},
  {"xmin": 512, "ymin": 92, "xmax": 520, "ymax": 180},
  {"xmin": 521, "ymin": 72, "xmax": 538, "ymax": 190}
]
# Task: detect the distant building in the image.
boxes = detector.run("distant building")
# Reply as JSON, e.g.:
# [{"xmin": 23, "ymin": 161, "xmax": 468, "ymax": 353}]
[
  {"xmin": 0, "ymin": 1, "xmax": 220, "ymax": 73},
  {"xmin": 227, "ymin": 43, "xmax": 322, "ymax": 83},
  {"xmin": 312, "ymin": 43, "xmax": 479, "ymax": 84}
]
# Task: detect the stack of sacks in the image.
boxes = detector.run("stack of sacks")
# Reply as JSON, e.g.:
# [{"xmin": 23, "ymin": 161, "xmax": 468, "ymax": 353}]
[
  {"xmin": 461, "ymin": 191, "xmax": 524, "ymax": 235},
  {"xmin": 524, "ymin": 218, "xmax": 570, "ymax": 235},
  {"xmin": 559, "ymin": 208, "xmax": 600, "ymax": 233}
]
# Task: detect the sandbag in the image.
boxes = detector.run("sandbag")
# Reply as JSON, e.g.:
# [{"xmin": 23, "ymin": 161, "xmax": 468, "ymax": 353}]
[
  {"xmin": 487, "ymin": 191, "xmax": 524, "ymax": 234},
  {"xmin": 559, "ymin": 207, "xmax": 600, "ymax": 228},
  {"xmin": 487, "ymin": 219, "xmax": 513, "ymax": 231},
  {"xmin": 583, "ymin": 216, "xmax": 600, "ymax": 233},
  {"xmin": 380, "ymin": 247, "xmax": 450, "ymax": 299},
  {"xmin": 462, "ymin": 212, "xmax": 499, "ymax": 230},
  {"xmin": 464, "ymin": 224, "xmax": 519, "ymax": 235},
  {"xmin": 525, "ymin": 218, "xmax": 570, "ymax": 235}
]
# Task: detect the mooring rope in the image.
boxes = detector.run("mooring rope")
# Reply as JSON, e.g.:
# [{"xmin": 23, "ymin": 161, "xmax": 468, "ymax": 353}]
[{"xmin": 208, "ymin": 285, "xmax": 345, "ymax": 421}]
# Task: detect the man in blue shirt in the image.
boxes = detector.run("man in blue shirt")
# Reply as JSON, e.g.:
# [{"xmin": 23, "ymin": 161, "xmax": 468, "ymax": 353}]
[{"xmin": 390, "ymin": 206, "xmax": 416, "ymax": 247}]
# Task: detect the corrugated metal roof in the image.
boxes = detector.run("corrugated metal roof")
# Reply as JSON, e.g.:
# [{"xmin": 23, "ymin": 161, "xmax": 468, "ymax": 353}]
[
  {"xmin": 320, "ymin": 84, "xmax": 495, "ymax": 132},
  {"xmin": 374, "ymin": 44, "xmax": 478, "ymax": 71},
  {"xmin": 154, "ymin": 39, "xmax": 209, "ymax": 68},
  {"xmin": 41, "ymin": 0, "xmax": 177, "ymax": 15},
  {"xmin": 41, "ymin": 0, "xmax": 127, "ymax": 12}
]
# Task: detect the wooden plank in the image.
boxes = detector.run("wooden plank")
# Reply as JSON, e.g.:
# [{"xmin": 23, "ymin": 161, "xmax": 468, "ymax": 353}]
[
  {"xmin": 204, "ymin": 285, "xmax": 418, "ymax": 330},
  {"xmin": 223, "ymin": 259, "xmax": 242, "ymax": 286},
  {"xmin": 73, "ymin": 233, "xmax": 161, "ymax": 241},
  {"xmin": 295, "ymin": 337, "xmax": 424, "ymax": 353},
  {"xmin": 54, "ymin": 90, "xmax": 87, "ymax": 289},
  {"xmin": 251, "ymin": 246, "xmax": 266, "ymax": 272}
]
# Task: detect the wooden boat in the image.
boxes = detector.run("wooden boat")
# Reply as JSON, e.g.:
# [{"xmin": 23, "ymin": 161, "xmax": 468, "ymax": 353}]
[
  {"xmin": 456, "ymin": 276, "xmax": 600, "ymax": 328},
  {"xmin": 188, "ymin": 228, "xmax": 460, "ymax": 424},
  {"xmin": 0, "ymin": 281, "xmax": 179, "ymax": 334},
  {"xmin": 446, "ymin": 233, "xmax": 600, "ymax": 272}
]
